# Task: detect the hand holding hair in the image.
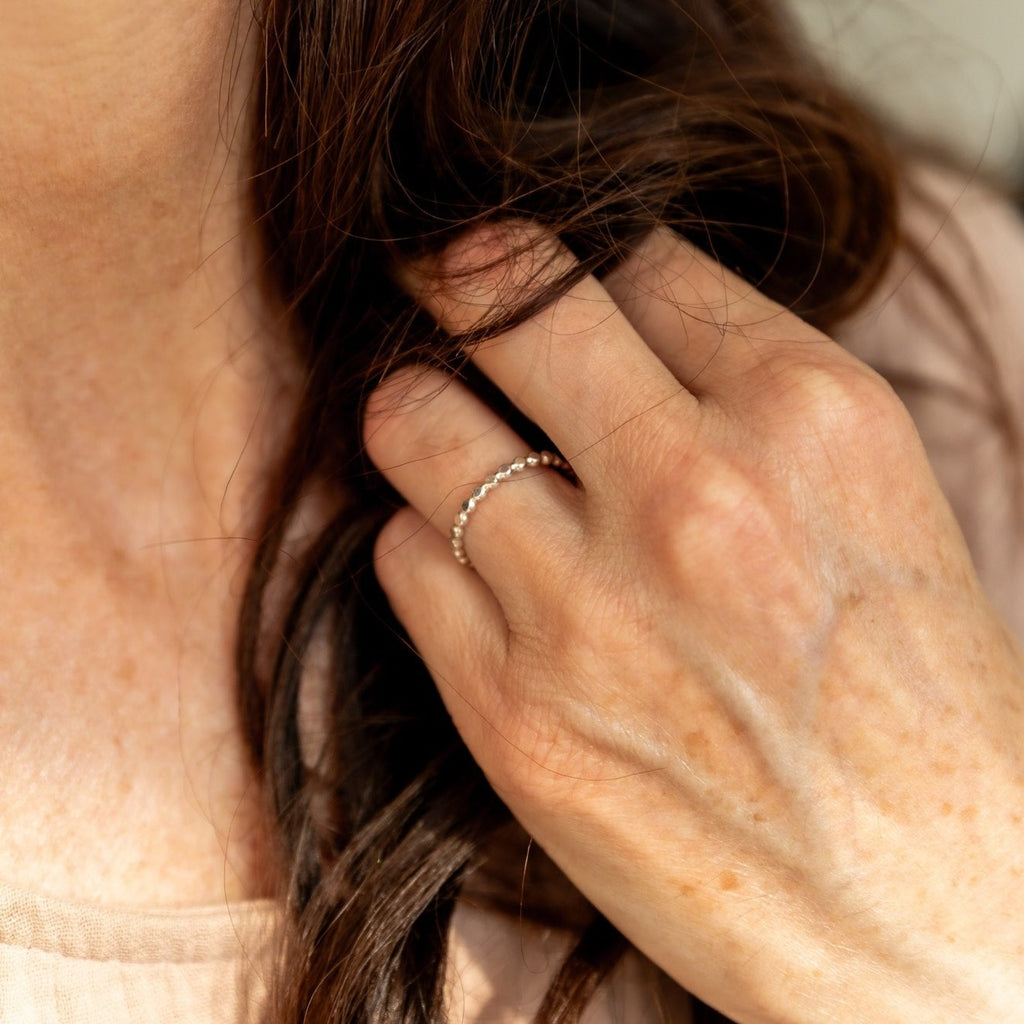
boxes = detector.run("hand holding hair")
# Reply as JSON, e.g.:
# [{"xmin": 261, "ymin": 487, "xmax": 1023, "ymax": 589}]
[{"xmin": 364, "ymin": 228, "xmax": 1024, "ymax": 1023}]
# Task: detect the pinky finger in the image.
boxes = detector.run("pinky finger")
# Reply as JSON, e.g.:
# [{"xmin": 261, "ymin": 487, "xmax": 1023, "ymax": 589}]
[{"xmin": 373, "ymin": 506, "xmax": 509, "ymax": 744}]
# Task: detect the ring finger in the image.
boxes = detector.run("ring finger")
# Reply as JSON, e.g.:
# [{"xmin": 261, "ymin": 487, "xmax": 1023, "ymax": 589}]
[{"xmin": 364, "ymin": 365, "xmax": 584, "ymax": 589}]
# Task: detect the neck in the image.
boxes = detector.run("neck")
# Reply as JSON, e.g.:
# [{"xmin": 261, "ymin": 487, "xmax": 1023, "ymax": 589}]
[
  {"xmin": 0, "ymin": 1, "xmax": 294, "ymax": 905},
  {"xmin": 0, "ymin": 2, "xmax": 292, "ymax": 549}
]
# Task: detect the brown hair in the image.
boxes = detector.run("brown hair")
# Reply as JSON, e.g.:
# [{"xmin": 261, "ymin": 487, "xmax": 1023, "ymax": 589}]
[{"xmin": 241, "ymin": 1, "xmax": 902, "ymax": 1020}]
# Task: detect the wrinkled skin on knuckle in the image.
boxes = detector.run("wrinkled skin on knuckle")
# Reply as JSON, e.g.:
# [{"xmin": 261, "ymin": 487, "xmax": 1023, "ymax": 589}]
[
  {"xmin": 794, "ymin": 368, "xmax": 964, "ymax": 578},
  {"xmin": 752, "ymin": 350, "xmax": 915, "ymax": 458},
  {"xmin": 633, "ymin": 447, "xmax": 769, "ymax": 585},
  {"xmin": 627, "ymin": 394, "xmax": 706, "ymax": 470},
  {"xmin": 725, "ymin": 353, "xmax": 948, "ymax": 559},
  {"xmin": 627, "ymin": 442, "xmax": 835, "ymax": 677}
]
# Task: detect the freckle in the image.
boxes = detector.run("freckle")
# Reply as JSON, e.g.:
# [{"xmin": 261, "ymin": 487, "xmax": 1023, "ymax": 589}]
[
  {"xmin": 940, "ymin": 802, "xmax": 953, "ymax": 817},
  {"xmin": 684, "ymin": 730, "xmax": 706, "ymax": 751},
  {"xmin": 718, "ymin": 871, "xmax": 740, "ymax": 892},
  {"xmin": 960, "ymin": 805, "xmax": 977, "ymax": 823}
]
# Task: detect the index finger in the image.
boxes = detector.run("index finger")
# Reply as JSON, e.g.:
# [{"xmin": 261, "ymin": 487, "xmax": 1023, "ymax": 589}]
[{"xmin": 603, "ymin": 230, "xmax": 855, "ymax": 400}]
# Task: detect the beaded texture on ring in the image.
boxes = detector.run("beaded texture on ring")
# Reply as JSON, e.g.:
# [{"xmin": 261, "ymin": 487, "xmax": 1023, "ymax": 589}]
[{"xmin": 450, "ymin": 451, "xmax": 573, "ymax": 567}]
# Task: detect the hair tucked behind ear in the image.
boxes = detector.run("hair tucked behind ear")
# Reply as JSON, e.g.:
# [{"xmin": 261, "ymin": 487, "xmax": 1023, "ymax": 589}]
[{"xmin": 239, "ymin": 1, "xmax": 904, "ymax": 1021}]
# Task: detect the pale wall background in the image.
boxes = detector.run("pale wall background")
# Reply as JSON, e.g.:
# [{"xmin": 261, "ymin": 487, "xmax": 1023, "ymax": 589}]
[{"xmin": 787, "ymin": 0, "xmax": 1024, "ymax": 183}]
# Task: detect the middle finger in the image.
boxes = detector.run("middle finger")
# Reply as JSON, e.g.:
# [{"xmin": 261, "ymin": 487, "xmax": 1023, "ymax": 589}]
[{"xmin": 408, "ymin": 227, "xmax": 698, "ymax": 487}]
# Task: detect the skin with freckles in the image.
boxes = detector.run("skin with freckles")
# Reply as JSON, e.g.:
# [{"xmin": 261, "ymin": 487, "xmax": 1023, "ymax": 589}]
[
  {"xmin": 0, "ymin": 0, "xmax": 292, "ymax": 905},
  {"xmin": 365, "ymin": 229, "xmax": 1024, "ymax": 1023},
  {"xmin": 4, "ymin": 3, "xmax": 1022, "ymax": 1020}
]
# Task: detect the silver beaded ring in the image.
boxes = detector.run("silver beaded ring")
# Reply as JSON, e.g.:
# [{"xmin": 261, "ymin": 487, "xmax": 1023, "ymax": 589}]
[{"xmin": 450, "ymin": 450, "xmax": 573, "ymax": 567}]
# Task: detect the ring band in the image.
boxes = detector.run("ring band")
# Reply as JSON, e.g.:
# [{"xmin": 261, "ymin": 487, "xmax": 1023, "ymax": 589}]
[{"xmin": 450, "ymin": 450, "xmax": 573, "ymax": 567}]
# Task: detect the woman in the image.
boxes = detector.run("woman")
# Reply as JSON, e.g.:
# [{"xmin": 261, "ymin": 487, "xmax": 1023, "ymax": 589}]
[{"xmin": 2, "ymin": 0, "xmax": 1023, "ymax": 1021}]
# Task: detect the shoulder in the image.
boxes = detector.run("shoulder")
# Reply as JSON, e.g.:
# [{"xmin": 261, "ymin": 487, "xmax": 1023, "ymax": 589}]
[
  {"xmin": 840, "ymin": 163, "xmax": 1024, "ymax": 379},
  {"xmin": 837, "ymin": 163, "xmax": 1024, "ymax": 638}
]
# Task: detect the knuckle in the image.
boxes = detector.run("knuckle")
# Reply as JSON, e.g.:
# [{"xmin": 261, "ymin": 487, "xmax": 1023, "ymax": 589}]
[
  {"xmin": 752, "ymin": 349, "xmax": 913, "ymax": 442},
  {"xmin": 652, "ymin": 459, "xmax": 763, "ymax": 565},
  {"xmin": 615, "ymin": 440, "xmax": 781, "ymax": 598}
]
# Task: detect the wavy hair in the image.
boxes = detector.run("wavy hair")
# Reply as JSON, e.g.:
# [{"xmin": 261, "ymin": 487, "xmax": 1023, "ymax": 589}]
[{"xmin": 240, "ymin": 1, "xmax": 903, "ymax": 1020}]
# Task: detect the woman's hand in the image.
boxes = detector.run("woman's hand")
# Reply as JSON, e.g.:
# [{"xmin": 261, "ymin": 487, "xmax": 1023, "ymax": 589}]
[{"xmin": 363, "ymin": 228, "xmax": 1024, "ymax": 1023}]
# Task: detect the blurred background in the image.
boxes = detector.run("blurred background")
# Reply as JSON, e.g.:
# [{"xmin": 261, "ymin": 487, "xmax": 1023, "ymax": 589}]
[{"xmin": 787, "ymin": 0, "xmax": 1024, "ymax": 189}]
